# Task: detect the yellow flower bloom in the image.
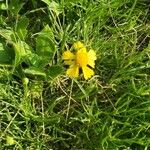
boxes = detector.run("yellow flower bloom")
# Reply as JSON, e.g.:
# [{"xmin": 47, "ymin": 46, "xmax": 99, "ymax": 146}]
[
  {"xmin": 73, "ymin": 41, "xmax": 85, "ymax": 50},
  {"xmin": 62, "ymin": 41, "xmax": 97, "ymax": 80}
]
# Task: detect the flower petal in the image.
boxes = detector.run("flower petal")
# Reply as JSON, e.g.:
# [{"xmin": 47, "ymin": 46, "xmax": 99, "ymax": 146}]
[
  {"xmin": 88, "ymin": 49, "xmax": 97, "ymax": 60},
  {"xmin": 87, "ymin": 49, "xmax": 96, "ymax": 68},
  {"xmin": 73, "ymin": 41, "xmax": 85, "ymax": 50},
  {"xmin": 64, "ymin": 60, "xmax": 75, "ymax": 65},
  {"xmin": 78, "ymin": 47, "xmax": 87, "ymax": 53},
  {"xmin": 87, "ymin": 60, "xmax": 95, "ymax": 68},
  {"xmin": 66, "ymin": 65, "xmax": 79, "ymax": 78},
  {"xmin": 76, "ymin": 47, "xmax": 88, "ymax": 67},
  {"xmin": 62, "ymin": 50, "xmax": 75, "ymax": 60},
  {"xmin": 82, "ymin": 66, "xmax": 94, "ymax": 80}
]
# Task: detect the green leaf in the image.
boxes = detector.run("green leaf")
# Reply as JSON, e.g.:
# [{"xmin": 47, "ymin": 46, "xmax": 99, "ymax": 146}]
[
  {"xmin": 47, "ymin": 65, "xmax": 63, "ymax": 78},
  {"xmin": 36, "ymin": 25, "xmax": 55, "ymax": 65},
  {"xmin": 27, "ymin": 53, "xmax": 42, "ymax": 67},
  {"xmin": 27, "ymin": 53, "xmax": 50, "ymax": 69},
  {"xmin": 24, "ymin": 67, "xmax": 46, "ymax": 77},
  {"xmin": 13, "ymin": 41, "xmax": 32, "ymax": 66},
  {"xmin": 16, "ymin": 16, "xmax": 29, "ymax": 40},
  {"xmin": 0, "ymin": 42, "xmax": 14, "ymax": 66},
  {"xmin": 0, "ymin": 29, "xmax": 13, "ymax": 42}
]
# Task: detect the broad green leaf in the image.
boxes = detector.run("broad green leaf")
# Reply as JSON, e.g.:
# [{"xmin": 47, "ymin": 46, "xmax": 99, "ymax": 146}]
[
  {"xmin": 47, "ymin": 65, "xmax": 63, "ymax": 78},
  {"xmin": 0, "ymin": 29, "xmax": 13, "ymax": 41},
  {"xmin": 36, "ymin": 25, "xmax": 55, "ymax": 65},
  {"xmin": 16, "ymin": 16, "xmax": 29, "ymax": 40},
  {"xmin": 27, "ymin": 53, "xmax": 50, "ymax": 69},
  {"xmin": 24, "ymin": 67, "xmax": 46, "ymax": 77},
  {"xmin": 13, "ymin": 41, "xmax": 32, "ymax": 66},
  {"xmin": 27, "ymin": 53, "xmax": 42, "ymax": 67},
  {"xmin": 0, "ymin": 42, "xmax": 14, "ymax": 65}
]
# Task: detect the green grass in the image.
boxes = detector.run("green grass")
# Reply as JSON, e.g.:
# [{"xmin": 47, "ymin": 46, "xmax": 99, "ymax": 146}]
[{"xmin": 0, "ymin": 0, "xmax": 150, "ymax": 149}]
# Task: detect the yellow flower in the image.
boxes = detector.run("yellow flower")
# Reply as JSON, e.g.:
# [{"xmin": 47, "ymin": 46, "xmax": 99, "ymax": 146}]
[
  {"xmin": 62, "ymin": 41, "xmax": 97, "ymax": 80},
  {"xmin": 73, "ymin": 41, "xmax": 85, "ymax": 50}
]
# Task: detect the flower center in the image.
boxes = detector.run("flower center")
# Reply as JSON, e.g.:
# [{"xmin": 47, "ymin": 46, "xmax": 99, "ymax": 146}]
[{"xmin": 76, "ymin": 50, "xmax": 88, "ymax": 67}]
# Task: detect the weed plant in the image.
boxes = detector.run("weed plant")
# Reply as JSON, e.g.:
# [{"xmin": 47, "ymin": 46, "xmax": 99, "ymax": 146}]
[{"xmin": 0, "ymin": 0, "xmax": 150, "ymax": 149}]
